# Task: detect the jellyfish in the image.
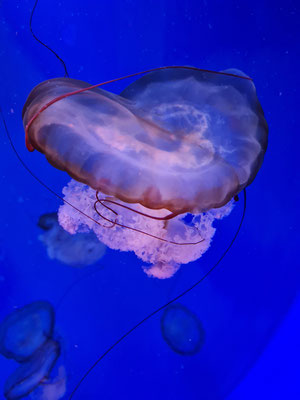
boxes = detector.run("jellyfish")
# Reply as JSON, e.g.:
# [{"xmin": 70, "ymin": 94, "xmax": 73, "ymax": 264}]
[
  {"xmin": 29, "ymin": 366, "xmax": 66, "ymax": 400},
  {"xmin": 0, "ymin": 302, "xmax": 62, "ymax": 399},
  {"xmin": 22, "ymin": 67, "xmax": 268, "ymax": 278},
  {"xmin": 4, "ymin": 339, "xmax": 60, "ymax": 400},
  {"xmin": 0, "ymin": 301, "xmax": 55, "ymax": 362},
  {"xmin": 38, "ymin": 212, "xmax": 106, "ymax": 267},
  {"xmin": 161, "ymin": 303, "xmax": 205, "ymax": 355}
]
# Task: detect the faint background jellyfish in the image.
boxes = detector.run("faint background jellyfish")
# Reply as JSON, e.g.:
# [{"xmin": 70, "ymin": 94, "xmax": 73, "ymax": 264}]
[
  {"xmin": 38, "ymin": 212, "xmax": 106, "ymax": 267},
  {"xmin": 23, "ymin": 67, "xmax": 268, "ymax": 279},
  {"xmin": 4, "ymin": 339, "xmax": 60, "ymax": 400},
  {"xmin": 0, "ymin": 301, "xmax": 55, "ymax": 363},
  {"xmin": 161, "ymin": 303, "xmax": 205, "ymax": 355},
  {"xmin": 0, "ymin": 301, "xmax": 65, "ymax": 400},
  {"xmin": 29, "ymin": 366, "xmax": 66, "ymax": 400}
]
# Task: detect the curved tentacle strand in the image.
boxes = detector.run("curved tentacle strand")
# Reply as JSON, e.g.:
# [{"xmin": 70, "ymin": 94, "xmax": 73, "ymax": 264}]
[
  {"xmin": 68, "ymin": 189, "xmax": 247, "ymax": 399},
  {"xmin": 94, "ymin": 192, "xmax": 205, "ymax": 246}
]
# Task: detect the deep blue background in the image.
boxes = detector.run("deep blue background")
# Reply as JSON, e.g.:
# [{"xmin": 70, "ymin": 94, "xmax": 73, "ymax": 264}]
[{"xmin": 0, "ymin": 1, "xmax": 299, "ymax": 399}]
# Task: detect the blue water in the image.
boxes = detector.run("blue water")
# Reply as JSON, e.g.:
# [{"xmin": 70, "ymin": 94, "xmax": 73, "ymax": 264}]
[{"xmin": 0, "ymin": 0, "xmax": 299, "ymax": 399}]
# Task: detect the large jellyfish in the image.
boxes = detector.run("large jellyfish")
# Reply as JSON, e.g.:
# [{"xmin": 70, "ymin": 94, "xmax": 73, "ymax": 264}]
[
  {"xmin": 0, "ymin": 301, "xmax": 64, "ymax": 400},
  {"xmin": 22, "ymin": 67, "xmax": 268, "ymax": 278}
]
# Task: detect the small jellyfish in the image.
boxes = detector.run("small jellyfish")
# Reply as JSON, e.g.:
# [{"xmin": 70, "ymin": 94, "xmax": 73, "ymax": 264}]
[
  {"xmin": 4, "ymin": 339, "xmax": 60, "ymax": 400},
  {"xmin": 38, "ymin": 212, "xmax": 106, "ymax": 267},
  {"xmin": 38, "ymin": 213, "xmax": 58, "ymax": 231},
  {"xmin": 0, "ymin": 301, "xmax": 54, "ymax": 362},
  {"xmin": 0, "ymin": 301, "xmax": 62, "ymax": 400},
  {"xmin": 161, "ymin": 303, "xmax": 205, "ymax": 355},
  {"xmin": 29, "ymin": 366, "xmax": 66, "ymax": 400}
]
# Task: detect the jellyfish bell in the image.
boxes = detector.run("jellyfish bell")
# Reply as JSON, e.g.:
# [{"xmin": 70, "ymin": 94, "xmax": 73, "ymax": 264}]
[
  {"xmin": 0, "ymin": 301, "xmax": 55, "ymax": 362},
  {"xmin": 161, "ymin": 303, "xmax": 205, "ymax": 355},
  {"xmin": 22, "ymin": 67, "xmax": 267, "ymax": 213},
  {"xmin": 22, "ymin": 67, "xmax": 268, "ymax": 278}
]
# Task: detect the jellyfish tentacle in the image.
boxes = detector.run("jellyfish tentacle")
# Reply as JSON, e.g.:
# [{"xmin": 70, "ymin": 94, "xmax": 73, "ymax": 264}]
[
  {"xmin": 98, "ymin": 196, "xmax": 178, "ymax": 221},
  {"xmin": 93, "ymin": 192, "xmax": 118, "ymax": 229},
  {"xmin": 94, "ymin": 192, "xmax": 204, "ymax": 246},
  {"xmin": 29, "ymin": 0, "xmax": 69, "ymax": 78},
  {"xmin": 69, "ymin": 189, "xmax": 247, "ymax": 399}
]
